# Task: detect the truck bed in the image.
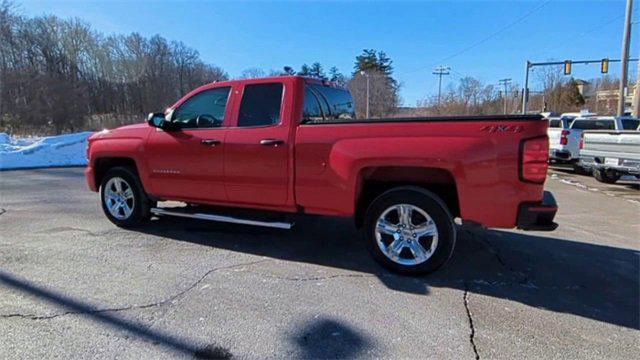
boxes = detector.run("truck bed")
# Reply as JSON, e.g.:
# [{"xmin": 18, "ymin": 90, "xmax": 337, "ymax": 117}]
[
  {"xmin": 295, "ymin": 115, "xmax": 549, "ymax": 228},
  {"xmin": 303, "ymin": 114, "xmax": 543, "ymax": 125}
]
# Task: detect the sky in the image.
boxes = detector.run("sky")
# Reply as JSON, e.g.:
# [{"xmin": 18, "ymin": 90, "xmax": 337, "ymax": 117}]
[{"xmin": 19, "ymin": 0, "xmax": 639, "ymax": 106}]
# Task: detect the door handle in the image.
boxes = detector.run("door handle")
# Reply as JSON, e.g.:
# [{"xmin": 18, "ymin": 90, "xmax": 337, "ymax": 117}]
[
  {"xmin": 260, "ymin": 139, "xmax": 284, "ymax": 146},
  {"xmin": 201, "ymin": 139, "xmax": 221, "ymax": 146}
]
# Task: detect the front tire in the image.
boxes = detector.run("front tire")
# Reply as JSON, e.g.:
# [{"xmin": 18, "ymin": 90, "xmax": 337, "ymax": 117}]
[
  {"xmin": 363, "ymin": 187, "xmax": 456, "ymax": 275},
  {"xmin": 593, "ymin": 168, "xmax": 620, "ymax": 184},
  {"xmin": 100, "ymin": 167, "xmax": 153, "ymax": 227}
]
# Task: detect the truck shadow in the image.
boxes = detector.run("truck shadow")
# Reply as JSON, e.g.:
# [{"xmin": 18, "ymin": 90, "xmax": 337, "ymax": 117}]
[
  {"xmin": 289, "ymin": 317, "xmax": 377, "ymax": 359},
  {"xmin": 133, "ymin": 215, "xmax": 640, "ymax": 330}
]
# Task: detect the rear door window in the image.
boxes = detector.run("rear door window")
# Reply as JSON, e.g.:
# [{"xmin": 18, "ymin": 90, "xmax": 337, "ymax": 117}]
[
  {"xmin": 570, "ymin": 120, "xmax": 615, "ymax": 130},
  {"xmin": 237, "ymin": 83, "xmax": 283, "ymax": 127}
]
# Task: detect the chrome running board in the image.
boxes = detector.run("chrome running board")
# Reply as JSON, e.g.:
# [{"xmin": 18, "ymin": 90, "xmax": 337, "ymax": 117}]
[{"xmin": 150, "ymin": 207, "xmax": 293, "ymax": 229}]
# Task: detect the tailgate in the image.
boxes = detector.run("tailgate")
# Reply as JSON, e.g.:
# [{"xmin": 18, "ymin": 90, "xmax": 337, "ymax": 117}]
[
  {"xmin": 583, "ymin": 131, "xmax": 640, "ymax": 160},
  {"xmin": 547, "ymin": 127, "xmax": 562, "ymax": 147}
]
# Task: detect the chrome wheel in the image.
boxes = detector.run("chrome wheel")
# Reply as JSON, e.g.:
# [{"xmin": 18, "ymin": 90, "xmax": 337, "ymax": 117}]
[
  {"xmin": 104, "ymin": 177, "xmax": 135, "ymax": 220},
  {"xmin": 374, "ymin": 204, "xmax": 439, "ymax": 266}
]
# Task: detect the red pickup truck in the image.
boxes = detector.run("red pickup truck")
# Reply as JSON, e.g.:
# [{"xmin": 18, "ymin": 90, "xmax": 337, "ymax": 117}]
[{"xmin": 86, "ymin": 75, "xmax": 557, "ymax": 274}]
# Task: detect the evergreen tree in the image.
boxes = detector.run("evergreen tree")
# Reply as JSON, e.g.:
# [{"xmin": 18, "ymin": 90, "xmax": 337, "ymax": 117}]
[
  {"xmin": 329, "ymin": 66, "xmax": 346, "ymax": 86},
  {"xmin": 282, "ymin": 66, "xmax": 296, "ymax": 75},
  {"xmin": 353, "ymin": 49, "xmax": 394, "ymax": 79},
  {"xmin": 309, "ymin": 62, "xmax": 325, "ymax": 78},
  {"xmin": 299, "ymin": 64, "xmax": 311, "ymax": 76}
]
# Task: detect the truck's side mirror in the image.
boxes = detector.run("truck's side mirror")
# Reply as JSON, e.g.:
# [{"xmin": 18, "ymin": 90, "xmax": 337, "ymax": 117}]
[
  {"xmin": 147, "ymin": 113, "xmax": 166, "ymax": 128},
  {"xmin": 147, "ymin": 112, "xmax": 179, "ymax": 131}
]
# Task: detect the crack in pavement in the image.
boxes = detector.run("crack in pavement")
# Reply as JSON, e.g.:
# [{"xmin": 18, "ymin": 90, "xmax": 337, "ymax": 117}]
[
  {"xmin": 0, "ymin": 208, "xmax": 6, "ymax": 216},
  {"xmin": 463, "ymin": 278, "xmax": 583, "ymax": 291},
  {"xmin": 0, "ymin": 258, "xmax": 270, "ymax": 321},
  {"xmin": 464, "ymin": 229, "xmax": 533, "ymax": 287},
  {"xmin": 245, "ymin": 271, "xmax": 380, "ymax": 282},
  {"xmin": 463, "ymin": 282, "xmax": 480, "ymax": 360},
  {"xmin": 38, "ymin": 226, "xmax": 125, "ymax": 238}
]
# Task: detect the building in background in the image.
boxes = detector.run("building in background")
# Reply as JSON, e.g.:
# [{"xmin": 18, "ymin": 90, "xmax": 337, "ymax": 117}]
[{"xmin": 595, "ymin": 84, "xmax": 636, "ymax": 115}]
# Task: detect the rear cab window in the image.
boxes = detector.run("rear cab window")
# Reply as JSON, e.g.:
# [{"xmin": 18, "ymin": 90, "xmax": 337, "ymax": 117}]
[
  {"xmin": 302, "ymin": 83, "xmax": 356, "ymax": 123},
  {"xmin": 548, "ymin": 119, "xmax": 561, "ymax": 128},
  {"xmin": 303, "ymin": 86, "xmax": 324, "ymax": 123},
  {"xmin": 570, "ymin": 119, "xmax": 615, "ymax": 130}
]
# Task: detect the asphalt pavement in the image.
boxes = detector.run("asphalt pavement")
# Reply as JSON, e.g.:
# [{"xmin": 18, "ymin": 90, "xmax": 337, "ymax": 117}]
[{"xmin": 0, "ymin": 168, "xmax": 638, "ymax": 359}]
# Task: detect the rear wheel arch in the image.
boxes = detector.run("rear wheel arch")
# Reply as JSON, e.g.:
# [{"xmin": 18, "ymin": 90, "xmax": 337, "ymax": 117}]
[{"xmin": 354, "ymin": 166, "xmax": 460, "ymax": 228}]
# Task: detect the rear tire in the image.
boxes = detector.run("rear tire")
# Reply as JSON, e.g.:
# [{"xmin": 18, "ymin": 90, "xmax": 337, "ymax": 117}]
[
  {"xmin": 100, "ymin": 167, "xmax": 153, "ymax": 227},
  {"xmin": 593, "ymin": 168, "xmax": 620, "ymax": 184},
  {"xmin": 363, "ymin": 186, "xmax": 456, "ymax": 275}
]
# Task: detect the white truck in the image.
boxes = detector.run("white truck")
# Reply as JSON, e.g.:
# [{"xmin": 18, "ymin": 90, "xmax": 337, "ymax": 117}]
[
  {"xmin": 548, "ymin": 112, "xmax": 596, "ymax": 164},
  {"xmin": 550, "ymin": 115, "xmax": 638, "ymax": 171},
  {"xmin": 578, "ymin": 123, "xmax": 640, "ymax": 183}
]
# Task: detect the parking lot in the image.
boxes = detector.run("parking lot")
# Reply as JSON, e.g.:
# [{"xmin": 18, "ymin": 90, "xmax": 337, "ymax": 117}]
[{"xmin": 0, "ymin": 168, "xmax": 638, "ymax": 359}]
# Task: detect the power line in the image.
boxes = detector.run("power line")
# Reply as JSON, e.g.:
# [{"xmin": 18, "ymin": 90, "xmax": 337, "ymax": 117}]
[
  {"xmin": 401, "ymin": 0, "xmax": 552, "ymax": 75},
  {"xmin": 531, "ymin": 14, "xmax": 625, "ymax": 59},
  {"xmin": 450, "ymin": 68, "xmax": 466, "ymax": 79}
]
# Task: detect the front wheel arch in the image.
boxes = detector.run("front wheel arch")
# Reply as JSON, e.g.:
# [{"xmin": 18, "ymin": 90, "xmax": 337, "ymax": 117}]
[
  {"xmin": 99, "ymin": 166, "xmax": 153, "ymax": 227},
  {"xmin": 94, "ymin": 157, "xmax": 141, "ymax": 192}
]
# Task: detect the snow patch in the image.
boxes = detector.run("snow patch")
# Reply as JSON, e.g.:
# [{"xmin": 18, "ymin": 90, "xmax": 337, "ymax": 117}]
[{"xmin": 0, "ymin": 132, "xmax": 93, "ymax": 170}]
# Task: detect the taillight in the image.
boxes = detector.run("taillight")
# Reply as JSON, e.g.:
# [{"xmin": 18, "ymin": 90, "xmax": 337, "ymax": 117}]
[
  {"xmin": 560, "ymin": 130, "xmax": 570, "ymax": 145},
  {"xmin": 579, "ymin": 133, "xmax": 584, "ymax": 149},
  {"xmin": 520, "ymin": 136, "xmax": 549, "ymax": 183}
]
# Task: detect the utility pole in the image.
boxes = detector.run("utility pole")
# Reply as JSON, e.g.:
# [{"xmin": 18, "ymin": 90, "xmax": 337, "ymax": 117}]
[
  {"xmin": 522, "ymin": 61, "xmax": 531, "ymax": 114},
  {"xmin": 634, "ymin": 60, "xmax": 640, "ymax": 117},
  {"xmin": 498, "ymin": 78, "xmax": 512, "ymax": 114},
  {"xmin": 360, "ymin": 71, "xmax": 370, "ymax": 118},
  {"xmin": 618, "ymin": 0, "xmax": 633, "ymax": 116},
  {"xmin": 432, "ymin": 66, "xmax": 450, "ymax": 105}
]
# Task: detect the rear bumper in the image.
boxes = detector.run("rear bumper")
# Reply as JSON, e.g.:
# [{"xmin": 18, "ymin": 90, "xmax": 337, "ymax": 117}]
[
  {"xmin": 579, "ymin": 155, "xmax": 596, "ymax": 170},
  {"xmin": 590, "ymin": 157, "xmax": 640, "ymax": 176},
  {"xmin": 516, "ymin": 191, "xmax": 558, "ymax": 231},
  {"xmin": 549, "ymin": 149, "xmax": 573, "ymax": 162}
]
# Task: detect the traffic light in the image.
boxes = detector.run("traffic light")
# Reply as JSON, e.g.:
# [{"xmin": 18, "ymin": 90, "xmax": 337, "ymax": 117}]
[
  {"xmin": 601, "ymin": 58, "xmax": 609, "ymax": 74},
  {"xmin": 563, "ymin": 60, "xmax": 572, "ymax": 75}
]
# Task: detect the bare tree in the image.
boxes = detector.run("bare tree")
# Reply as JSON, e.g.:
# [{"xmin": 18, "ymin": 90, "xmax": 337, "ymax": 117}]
[
  {"xmin": 0, "ymin": 5, "xmax": 228, "ymax": 135},
  {"xmin": 239, "ymin": 67, "xmax": 266, "ymax": 79},
  {"xmin": 414, "ymin": 76, "xmax": 519, "ymax": 116}
]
